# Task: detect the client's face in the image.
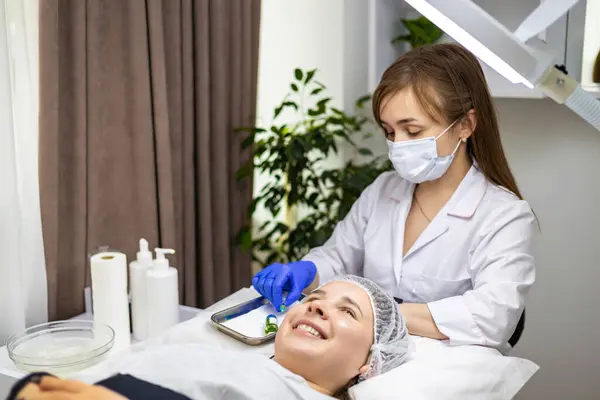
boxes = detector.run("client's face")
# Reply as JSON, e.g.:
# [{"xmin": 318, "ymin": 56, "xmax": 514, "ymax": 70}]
[{"xmin": 274, "ymin": 281, "xmax": 374, "ymax": 394}]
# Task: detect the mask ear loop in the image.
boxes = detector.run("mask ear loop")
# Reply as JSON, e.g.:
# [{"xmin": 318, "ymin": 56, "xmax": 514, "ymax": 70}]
[
  {"xmin": 435, "ymin": 119, "xmax": 466, "ymax": 157},
  {"xmin": 434, "ymin": 118, "xmax": 460, "ymax": 140},
  {"xmin": 449, "ymin": 136, "xmax": 467, "ymax": 156}
]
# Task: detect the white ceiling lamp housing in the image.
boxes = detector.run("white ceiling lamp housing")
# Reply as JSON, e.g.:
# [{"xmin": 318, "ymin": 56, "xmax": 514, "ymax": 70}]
[{"xmin": 404, "ymin": 0, "xmax": 600, "ymax": 132}]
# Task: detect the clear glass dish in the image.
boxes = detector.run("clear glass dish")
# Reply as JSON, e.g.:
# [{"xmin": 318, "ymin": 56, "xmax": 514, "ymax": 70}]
[{"xmin": 7, "ymin": 320, "xmax": 115, "ymax": 375}]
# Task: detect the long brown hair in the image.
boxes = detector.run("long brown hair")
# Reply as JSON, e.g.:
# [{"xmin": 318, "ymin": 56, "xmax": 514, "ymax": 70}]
[{"xmin": 372, "ymin": 43, "xmax": 524, "ymax": 200}]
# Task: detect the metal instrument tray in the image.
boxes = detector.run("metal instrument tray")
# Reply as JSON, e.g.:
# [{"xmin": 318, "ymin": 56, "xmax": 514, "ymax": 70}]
[{"xmin": 210, "ymin": 294, "xmax": 304, "ymax": 346}]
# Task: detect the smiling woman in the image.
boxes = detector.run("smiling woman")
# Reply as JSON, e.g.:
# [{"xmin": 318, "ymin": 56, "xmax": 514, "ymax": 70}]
[
  {"xmin": 8, "ymin": 276, "xmax": 410, "ymax": 400},
  {"xmin": 275, "ymin": 282, "xmax": 375, "ymax": 387}
]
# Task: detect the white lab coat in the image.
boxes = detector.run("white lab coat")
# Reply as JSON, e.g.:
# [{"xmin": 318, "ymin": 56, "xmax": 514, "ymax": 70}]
[{"xmin": 303, "ymin": 165, "xmax": 536, "ymax": 353}]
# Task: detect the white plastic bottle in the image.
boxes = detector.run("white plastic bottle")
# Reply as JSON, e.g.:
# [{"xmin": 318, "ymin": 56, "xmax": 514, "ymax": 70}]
[
  {"xmin": 147, "ymin": 248, "xmax": 179, "ymax": 338},
  {"xmin": 129, "ymin": 238, "xmax": 153, "ymax": 341}
]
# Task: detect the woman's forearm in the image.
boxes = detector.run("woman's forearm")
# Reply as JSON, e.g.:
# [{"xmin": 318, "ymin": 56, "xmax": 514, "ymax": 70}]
[{"xmin": 399, "ymin": 303, "xmax": 449, "ymax": 340}]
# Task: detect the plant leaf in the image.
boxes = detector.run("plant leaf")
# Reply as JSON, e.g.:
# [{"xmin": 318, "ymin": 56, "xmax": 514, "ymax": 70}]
[
  {"xmin": 247, "ymin": 197, "xmax": 261, "ymax": 216},
  {"xmin": 234, "ymin": 162, "xmax": 253, "ymax": 181},
  {"xmin": 235, "ymin": 226, "xmax": 252, "ymax": 251},
  {"xmin": 294, "ymin": 68, "xmax": 303, "ymax": 81},
  {"xmin": 316, "ymin": 97, "xmax": 332, "ymax": 109},
  {"xmin": 356, "ymin": 94, "xmax": 371, "ymax": 108},
  {"xmin": 241, "ymin": 133, "xmax": 255, "ymax": 149},
  {"xmin": 391, "ymin": 34, "xmax": 412, "ymax": 44},
  {"xmin": 282, "ymin": 101, "xmax": 298, "ymax": 110},
  {"xmin": 307, "ymin": 107, "xmax": 325, "ymax": 117},
  {"xmin": 395, "ymin": 16, "xmax": 443, "ymax": 48},
  {"xmin": 233, "ymin": 126, "xmax": 266, "ymax": 134},
  {"xmin": 358, "ymin": 148, "xmax": 373, "ymax": 156}
]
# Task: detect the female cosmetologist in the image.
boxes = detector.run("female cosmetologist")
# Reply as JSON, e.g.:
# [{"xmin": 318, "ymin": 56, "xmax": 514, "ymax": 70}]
[{"xmin": 252, "ymin": 43, "xmax": 537, "ymax": 354}]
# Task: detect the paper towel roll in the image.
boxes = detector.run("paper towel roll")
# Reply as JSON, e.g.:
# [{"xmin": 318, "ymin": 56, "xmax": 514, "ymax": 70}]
[{"xmin": 90, "ymin": 251, "xmax": 131, "ymax": 352}]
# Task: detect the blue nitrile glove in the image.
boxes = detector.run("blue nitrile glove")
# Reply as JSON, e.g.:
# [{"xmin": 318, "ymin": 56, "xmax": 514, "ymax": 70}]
[{"xmin": 252, "ymin": 261, "xmax": 317, "ymax": 310}]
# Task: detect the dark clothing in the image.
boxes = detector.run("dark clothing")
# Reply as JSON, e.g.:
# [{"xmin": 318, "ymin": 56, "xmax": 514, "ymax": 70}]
[{"xmin": 6, "ymin": 372, "xmax": 192, "ymax": 400}]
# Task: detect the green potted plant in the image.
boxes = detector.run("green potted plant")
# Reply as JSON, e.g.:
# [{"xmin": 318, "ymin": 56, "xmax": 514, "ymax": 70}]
[
  {"xmin": 392, "ymin": 16, "xmax": 444, "ymax": 48},
  {"xmin": 234, "ymin": 68, "xmax": 391, "ymax": 267}
]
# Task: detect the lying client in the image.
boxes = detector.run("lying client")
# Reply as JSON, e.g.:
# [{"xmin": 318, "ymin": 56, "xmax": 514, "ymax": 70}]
[{"xmin": 9, "ymin": 275, "xmax": 410, "ymax": 400}]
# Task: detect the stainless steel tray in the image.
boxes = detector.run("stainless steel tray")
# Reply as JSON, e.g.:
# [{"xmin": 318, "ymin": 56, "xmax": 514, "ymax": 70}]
[{"xmin": 210, "ymin": 294, "xmax": 305, "ymax": 346}]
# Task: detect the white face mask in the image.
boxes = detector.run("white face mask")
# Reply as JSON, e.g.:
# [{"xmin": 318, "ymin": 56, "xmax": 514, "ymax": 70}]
[{"xmin": 387, "ymin": 120, "xmax": 465, "ymax": 184}]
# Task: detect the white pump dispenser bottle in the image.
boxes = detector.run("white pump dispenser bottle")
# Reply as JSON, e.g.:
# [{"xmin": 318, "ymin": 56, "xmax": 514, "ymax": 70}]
[
  {"xmin": 147, "ymin": 248, "xmax": 179, "ymax": 337},
  {"xmin": 129, "ymin": 238, "xmax": 153, "ymax": 341}
]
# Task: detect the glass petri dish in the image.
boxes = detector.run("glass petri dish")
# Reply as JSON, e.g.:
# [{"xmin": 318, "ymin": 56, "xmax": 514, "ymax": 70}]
[{"xmin": 7, "ymin": 320, "xmax": 115, "ymax": 375}]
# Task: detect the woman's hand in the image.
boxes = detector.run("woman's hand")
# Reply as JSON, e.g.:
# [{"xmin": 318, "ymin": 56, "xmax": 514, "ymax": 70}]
[
  {"xmin": 252, "ymin": 261, "xmax": 318, "ymax": 308},
  {"xmin": 17, "ymin": 376, "xmax": 127, "ymax": 400}
]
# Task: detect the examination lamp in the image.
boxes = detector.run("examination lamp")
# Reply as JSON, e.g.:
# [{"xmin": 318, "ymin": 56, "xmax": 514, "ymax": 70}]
[{"xmin": 404, "ymin": 0, "xmax": 600, "ymax": 132}]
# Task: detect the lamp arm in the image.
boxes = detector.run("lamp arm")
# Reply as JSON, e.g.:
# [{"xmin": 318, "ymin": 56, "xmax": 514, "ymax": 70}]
[
  {"xmin": 565, "ymin": 87, "xmax": 600, "ymax": 131},
  {"xmin": 537, "ymin": 65, "xmax": 600, "ymax": 131}
]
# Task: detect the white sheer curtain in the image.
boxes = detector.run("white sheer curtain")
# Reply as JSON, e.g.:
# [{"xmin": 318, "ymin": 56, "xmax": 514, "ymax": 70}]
[{"xmin": 0, "ymin": 0, "xmax": 47, "ymax": 344}]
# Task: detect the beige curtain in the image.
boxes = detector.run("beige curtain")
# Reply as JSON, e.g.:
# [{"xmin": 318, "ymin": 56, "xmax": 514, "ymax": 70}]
[{"xmin": 39, "ymin": 0, "xmax": 260, "ymax": 321}]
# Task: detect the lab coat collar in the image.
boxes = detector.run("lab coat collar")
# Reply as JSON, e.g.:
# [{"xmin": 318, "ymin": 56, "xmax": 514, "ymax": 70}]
[
  {"xmin": 389, "ymin": 162, "xmax": 487, "ymax": 219},
  {"xmin": 445, "ymin": 163, "xmax": 488, "ymax": 219}
]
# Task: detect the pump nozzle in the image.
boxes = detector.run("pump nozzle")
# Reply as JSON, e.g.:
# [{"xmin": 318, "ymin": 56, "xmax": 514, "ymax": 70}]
[
  {"xmin": 154, "ymin": 248, "xmax": 176, "ymax": 270},
  {"xmin": 136, "ymin": 238, "xmax": 153, "ymax": 264}
]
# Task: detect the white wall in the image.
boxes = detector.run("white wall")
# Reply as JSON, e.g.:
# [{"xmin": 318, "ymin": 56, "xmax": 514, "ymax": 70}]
[
  {"xmin": 256, "ymin": 0, "xmax": 343, "ymax": 128},
  {"xmin": 252, "ymin": 0, "xmax": 369, "ymax": 271},
  {"xmin": 255, "ymin": 0, "xmax": 370, "ymax": 171},
  {"xmin": 497, "ymin": 99, "xmax": 600, "ymax": 400}
]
